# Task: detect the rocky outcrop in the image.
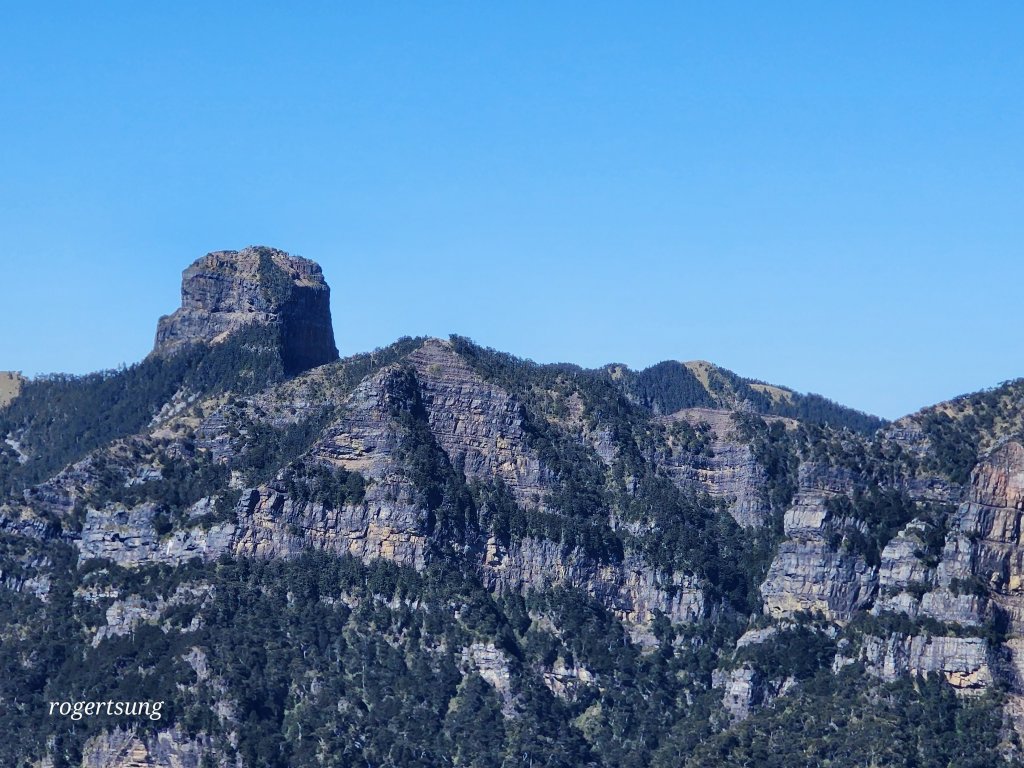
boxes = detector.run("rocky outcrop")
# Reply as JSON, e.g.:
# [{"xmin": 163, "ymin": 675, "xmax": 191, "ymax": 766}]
[
  {"xmin": 462, "ymin": 642, "xmax": 513, "ymax": 703},
  {"xmin": 760, "ymin": 465, "xmax": 875, "ymax": 621},
  {"xmin": 231, "ymin": 484, "xmax": 429, "ymax": 569},
  {"xmin": 660, "ymin": 408, "xmax": 772, "ymax": 527},
  {"xmin": 872, "ymin": 519, "xmax": 957, "ymax": 621},
  {"xmin": 80, "ymin": 730, "xmax": 151, "ymax": 768},
  {"xmin": 877, "ymin": 521, "xmax": 937, "ymax": 590},
  {"xmin": 407, "ymin": 339, "xmax": 554, "ymax": 509},
  {"xmin": 0, "ymin": 545, "xmax": 51, "ymax": 599},
  {"xmin": 482, "ymin": 536, "xmax": 704, "ymax": 631},
  {"xmin": 848, "ymin": 634, "xmax": 993, "ymax": 691},
  {"xmin": 542, "ymin": 656, "xmax": 595, "ymax": 698},
  {"xmin": 153, "ymin": 246, "xmax": 338, "ymax": 374},
  {"xmin": 90, "ymin": 584, "xmax": 211, "ymax": 646},
  {"xmin": 78, "ymin": 727, "xmax": 216, "ymax": 768},
  {"xmin": 78, "ymin": 501, "xmax": 236, "ymax": 567},
  {"xmin": 76, "ymin": 482, "xmax": 428, "ymax": 573},
  {"xmin": 942, "ymin": 442, "xmax": 1024, "ymax": 629},
  {"xmin": 712, "ymin": 665, "xmax": 797, "ymax": 721}
]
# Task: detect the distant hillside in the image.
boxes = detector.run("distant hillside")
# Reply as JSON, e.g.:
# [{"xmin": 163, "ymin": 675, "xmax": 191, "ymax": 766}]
[{"xmin": 609, "ymin": 358, "xmax": 886, "ymax": 434}]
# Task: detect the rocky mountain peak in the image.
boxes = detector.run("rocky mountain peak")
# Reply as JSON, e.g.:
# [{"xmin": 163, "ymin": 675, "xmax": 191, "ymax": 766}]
[{"xmin": 152, "ymin": 246, "xmax": 338, "ymax": 374}]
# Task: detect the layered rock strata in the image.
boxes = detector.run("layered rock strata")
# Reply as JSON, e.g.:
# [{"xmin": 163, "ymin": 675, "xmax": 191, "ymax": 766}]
[{"xmin": 153, "ymin": 246, "xmax": 337, "ymax": 374}]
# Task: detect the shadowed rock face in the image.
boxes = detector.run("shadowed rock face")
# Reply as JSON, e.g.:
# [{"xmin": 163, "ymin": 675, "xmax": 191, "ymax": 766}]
[{"xmin": 153, "ymin": 246, "xmax": 338, "ymax": 374}]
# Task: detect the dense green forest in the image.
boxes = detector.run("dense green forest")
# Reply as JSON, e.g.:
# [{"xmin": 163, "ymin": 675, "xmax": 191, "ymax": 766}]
[
  {"xmin": 0, "ymin": 326, "xmax": 288, "ymax": 496},
  {"xmin": 0, "ymin": 546, "xmax": 1017, "ymax": 767},
  {"xmin": 681, "ymin": 670, "xmax": 1012, "ymax": 768}
]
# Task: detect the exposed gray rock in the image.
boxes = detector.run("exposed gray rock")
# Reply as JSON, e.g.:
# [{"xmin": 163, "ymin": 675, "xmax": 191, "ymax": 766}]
[
  {"xmin": 407, "ymin": 339, "xmax": 554, "ymax": 509},
  {"xmin": 659, "ymin": 408, "xmax": 772, "ymax": 527},
  {"xmin": 92, "ymin": 584, "xmax": 211, "ymax": 646},
  {"xmin": 945, "ymin": 442, "xmax": 1024, "ymax": 625},
  {"xmin": 877, "ymin": 520, "xmax": 938, "ymax": 590},
  {"xmin": 78, "ymin": 501, "xmax": 236, "ymax": 567},
  {"xmin": 542, "ymin": 656, "xmax": 596, "ymax": 699},
  {"xmin": 919, "ymin": 588, "xmax": 988, "ymax": 627},
  {"xmin": 712, "ymin": 665, "xmax": 796, "ymax": 721},
  {"xmin": 230, "ymin": 484, "xmax": 428, "ymax": 570},
  {"xmin": 734, "ymin": 625, "xmax": 781, "ymax": 649},
  {"xmin": 462, "ymin": 642, "xmax": 513, "ymax": 705},
  {"xmin": 79, "ymin": 726, "xmax": 219, "ymax": 768},
  {"xmin": 153, "ymin": 246, "xmax": 338, "ymax": 374},
  {"xmin": 482, "ymin": 536, "xmax": 704, "ymax": 629},
  {"xmin": 852, "ymin": 633, "xmax": 993, "ymax": 691},
  {"xmin": 0, "ymin": 552, "xmax": 51, "ymax": 599},
  {"xmin": 761, "ymin": 464, "xmax": 876, "ymax": 621},
  {"xmin": 873, "ymin": 519, "xmax": 940, "ymax": 619}
]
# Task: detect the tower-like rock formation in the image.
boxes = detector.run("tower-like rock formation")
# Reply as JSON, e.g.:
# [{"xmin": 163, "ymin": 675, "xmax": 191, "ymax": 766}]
[{"xmin": 152, "ymin": 246, "xmax": 338, "ymax": 374}]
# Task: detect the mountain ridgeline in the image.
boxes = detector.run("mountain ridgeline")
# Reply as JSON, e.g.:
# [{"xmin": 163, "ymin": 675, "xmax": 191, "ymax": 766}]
[
  {"xmin": 1, "ymin": 246, "xmax": 1023, "ymax": 767},
  {"xmin": 627, "ymin": 359, "xmax": 886, "ymax": 434}
]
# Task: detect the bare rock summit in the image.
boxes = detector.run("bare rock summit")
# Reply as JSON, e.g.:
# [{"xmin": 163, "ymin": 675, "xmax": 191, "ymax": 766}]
[{"xmin": 152, "ymin": 246, "xmax": 338, "ymax": 374}]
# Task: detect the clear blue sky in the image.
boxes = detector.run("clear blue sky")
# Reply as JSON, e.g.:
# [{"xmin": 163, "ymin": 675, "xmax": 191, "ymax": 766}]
[{"xmin": 2, "ymin": 3, "xmax": 1022, "ymax": 419}]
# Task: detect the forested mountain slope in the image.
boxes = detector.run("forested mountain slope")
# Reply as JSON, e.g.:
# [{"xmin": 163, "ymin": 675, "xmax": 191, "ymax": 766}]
[{"xmin": 2, "ymin": 247, "xmax": 1023, "ymax": 767}]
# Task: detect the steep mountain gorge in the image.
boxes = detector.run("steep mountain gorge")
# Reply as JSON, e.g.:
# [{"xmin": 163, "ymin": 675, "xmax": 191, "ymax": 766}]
[{"xmin": 1, "ymin": 247, "xmax": 1023, "ymax": 767}]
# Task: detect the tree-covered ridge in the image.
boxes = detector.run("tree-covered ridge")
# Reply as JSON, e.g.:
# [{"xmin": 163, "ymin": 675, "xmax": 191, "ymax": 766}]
[
  {"xmin": 900, "ymin": 378, "xmax": 1024, "ymax": 484},
  {"xmin": 0, "ymin": 334, "xmax": 427, "ymax": 503},
  {"xmin": 0, "ymin": 325, "xmax": 289, "ymax": 498},
  {"xmin": 631, "ymin": 360, "xmax": 719, "ymax": 412},
  {"xmin": 445, "ymin": 338, "xmax": 886, "ymax": 433},
  {"xmin": 633, "ymin": 358, "xmax": 887, "ymax": 434}
]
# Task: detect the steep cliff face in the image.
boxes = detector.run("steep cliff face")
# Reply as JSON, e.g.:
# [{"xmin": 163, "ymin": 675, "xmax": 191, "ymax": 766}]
[
  {"xmin": 406, "ymin": 340, "xmax": 554, "ymax": 508},
  {"xmin": 657, "ymin": 408, "xmax": 773, "ymax": 527},
  {"xmin": 746, "ymin": 386, "xmax": 1024, "ymax": 722},
  {"xmin": 844, "ymin": 634, "xmax": 993, "ymax": 690},
  {"xmin": 760, "ymin": 464, "xmax": 877, "ymax": 622},
  {"xmin": 7, "ymin": 249, "xmax": 1024, "ymax": 765},
  {"xmin": 482, "ymin": 538, "xmax": 704, "ymax": 633},
  {"xmin": 153, "ymin": 246, "xmax": 337, "ymax": 374},
  {"xmin": 948, "ymin": 441, "xmax": 1024, "ymax": 627}
]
